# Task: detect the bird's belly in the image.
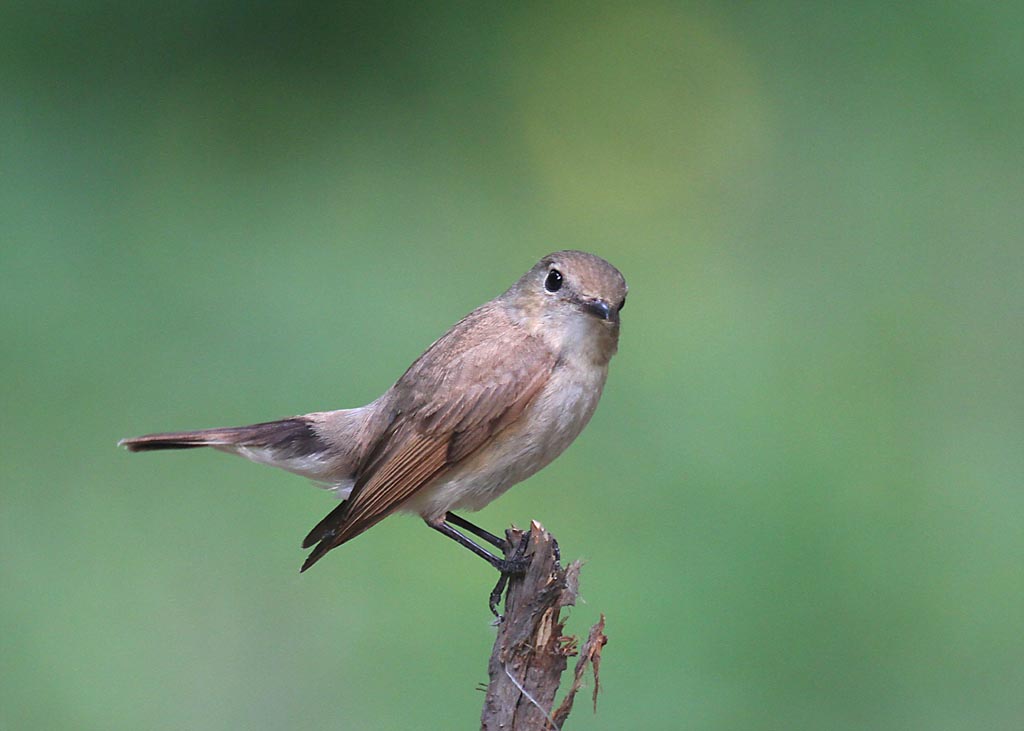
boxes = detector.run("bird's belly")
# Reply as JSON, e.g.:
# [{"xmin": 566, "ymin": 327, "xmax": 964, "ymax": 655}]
[{"xmin": 403, "ymin": 361, "xmax": 609, "ymax": 519}]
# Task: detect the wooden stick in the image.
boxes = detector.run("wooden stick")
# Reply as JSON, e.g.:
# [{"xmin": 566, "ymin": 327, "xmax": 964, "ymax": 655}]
[{"xmin": 480, "ymin": 521, "xmax": 607, "ymax": 730}]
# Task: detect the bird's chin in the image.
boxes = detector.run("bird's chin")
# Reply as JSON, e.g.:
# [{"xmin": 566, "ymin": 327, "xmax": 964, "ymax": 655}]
[
  {"xmin": 587, "ymin": 319, "xmax": 619, "ymax": 362},
  {"xmin": 591, "ymin": 309, "xmax": 620, "ymax": 330}
]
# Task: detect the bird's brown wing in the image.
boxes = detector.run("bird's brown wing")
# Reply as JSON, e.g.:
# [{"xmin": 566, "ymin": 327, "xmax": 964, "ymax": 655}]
[{"xmin": 300, "ymin": 309, "xmax": 556, "ymax": 570}]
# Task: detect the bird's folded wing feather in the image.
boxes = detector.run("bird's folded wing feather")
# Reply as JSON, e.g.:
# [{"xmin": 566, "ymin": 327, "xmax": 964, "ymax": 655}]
[{"xmin": 302, "ymin": 311, "xmax": 557, "ymax": 564}]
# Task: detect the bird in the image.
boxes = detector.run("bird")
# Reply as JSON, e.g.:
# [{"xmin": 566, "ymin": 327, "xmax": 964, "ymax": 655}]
[{"xmin": 120, "ymin": 250, "xmax": 626, "ymax": 580}]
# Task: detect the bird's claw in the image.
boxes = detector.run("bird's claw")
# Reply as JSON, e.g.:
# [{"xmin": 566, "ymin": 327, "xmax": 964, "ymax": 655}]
[{"xmin": 488, "ymin": 531, "xmax": 532, "ymax": 617}]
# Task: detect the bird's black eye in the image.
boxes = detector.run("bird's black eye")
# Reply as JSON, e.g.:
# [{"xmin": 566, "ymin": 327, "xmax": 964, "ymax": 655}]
[
  {"xmin": 544, "ymin": 269, "xmax": 563, "ymax": 293},
  {"xmin": 617, "ymin": 295, "xmax": 626, "ymax": 312}
]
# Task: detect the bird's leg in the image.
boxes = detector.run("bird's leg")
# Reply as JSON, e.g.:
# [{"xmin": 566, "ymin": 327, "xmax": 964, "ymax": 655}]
[
  {"xmin": 444, "ymin": 511, "xmax": 509, "ymax": 551},
  {"xmin": 425, "ymin": 516, "xmax": 530, "ymax": 573},
  {"xmin": 426, "ymin": 516, "xmax": 532, "ymax": 616},
  {"xmin": 427, "ymin": 518, "xmax": 501, "ymax": 565}
]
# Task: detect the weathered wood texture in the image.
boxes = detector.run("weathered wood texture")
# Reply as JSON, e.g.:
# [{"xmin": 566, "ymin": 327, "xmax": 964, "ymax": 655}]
[{"xmin": 480, "ymin": 521, "xmax": 607, "ymax": 731}]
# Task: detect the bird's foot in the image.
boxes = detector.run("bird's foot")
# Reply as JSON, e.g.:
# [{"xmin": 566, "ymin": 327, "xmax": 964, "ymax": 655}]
[{"xmin": 488, "ymin": 530, "xmax": 532, "ymax": 617}]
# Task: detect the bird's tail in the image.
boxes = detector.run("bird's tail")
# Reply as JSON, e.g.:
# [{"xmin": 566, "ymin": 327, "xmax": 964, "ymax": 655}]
[{"xmin": 118, "ymin": 418, "xmax": 323, "ymax": 456}]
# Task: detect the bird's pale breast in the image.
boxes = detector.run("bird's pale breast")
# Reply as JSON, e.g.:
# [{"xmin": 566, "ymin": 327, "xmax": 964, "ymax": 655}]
[{"xmin": 401, "ymin": 355, "xmax": 609, "ymax": 519}]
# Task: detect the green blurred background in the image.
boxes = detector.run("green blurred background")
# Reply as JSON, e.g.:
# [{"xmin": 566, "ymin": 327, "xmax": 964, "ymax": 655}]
[{"xmin": 2, "ymin": 3, "xmax": 1022, "ymax": 729}]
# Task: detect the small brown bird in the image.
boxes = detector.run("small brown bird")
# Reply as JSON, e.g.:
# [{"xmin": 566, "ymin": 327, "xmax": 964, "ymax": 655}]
[{"xmin": 120, "ymin": 250, "xmax": 626, "ymax": 578}]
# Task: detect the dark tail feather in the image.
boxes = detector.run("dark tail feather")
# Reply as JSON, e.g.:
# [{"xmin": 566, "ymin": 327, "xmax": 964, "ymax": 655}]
[
  {"xmin": 119, "ymin": 418, "xmax": 323, "ymax": 454},
  {"xmin": 118, "ymin": 429, "xmax": 230, "ymax": 451}
]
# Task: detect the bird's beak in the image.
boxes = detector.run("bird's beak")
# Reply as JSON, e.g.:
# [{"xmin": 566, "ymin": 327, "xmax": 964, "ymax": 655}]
[{"xmin": 582, "ymin": 298, "xmax": 618, "ymax": 324}]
